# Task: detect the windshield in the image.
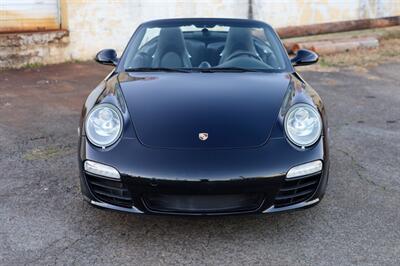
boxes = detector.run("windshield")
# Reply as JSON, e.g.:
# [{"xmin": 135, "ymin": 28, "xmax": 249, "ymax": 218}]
[{"xmin": 121, "ymin": 19, "xmax": 290, "ymax": 72}]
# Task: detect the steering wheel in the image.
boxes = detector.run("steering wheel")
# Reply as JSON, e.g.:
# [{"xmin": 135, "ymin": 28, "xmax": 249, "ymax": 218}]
[{"xmin": 225, "ymin": 50, "xmax": 262, "ymax": 62}]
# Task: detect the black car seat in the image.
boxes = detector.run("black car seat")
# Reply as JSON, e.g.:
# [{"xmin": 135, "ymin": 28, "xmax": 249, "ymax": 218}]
[
  {"xmin": 152, "ymin": 27, "xmax": 192, "ymax": 68},
  {"xmin": 185, "ymin": 40, "xmax": 206, "ymax": 67},
  {"xmin": 219, "ymin": 27, "xmax": 260, "ymax": 64}
]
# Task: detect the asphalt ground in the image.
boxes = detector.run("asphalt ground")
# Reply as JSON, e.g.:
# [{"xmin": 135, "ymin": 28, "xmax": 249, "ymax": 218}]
[{"xmin": 1, "ymin": 61, "xmax": 399, "ymax": 265}]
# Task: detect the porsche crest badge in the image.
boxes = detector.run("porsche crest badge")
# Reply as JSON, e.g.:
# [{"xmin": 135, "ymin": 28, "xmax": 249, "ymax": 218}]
[{"xmin": 199, "ymin": 133, "xmax": 208, "ymax": 141}]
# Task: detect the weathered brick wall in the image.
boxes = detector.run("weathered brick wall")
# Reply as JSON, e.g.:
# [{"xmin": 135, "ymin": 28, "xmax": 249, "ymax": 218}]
[{"xmin": 0, "ymin": 31, "xmax": 69, "ymax": 68}]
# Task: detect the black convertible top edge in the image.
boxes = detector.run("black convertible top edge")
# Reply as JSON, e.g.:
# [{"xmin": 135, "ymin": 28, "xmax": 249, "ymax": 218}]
[{"xmin": 139, "ymin": 18, "xmax": 272, "ymax": 29}]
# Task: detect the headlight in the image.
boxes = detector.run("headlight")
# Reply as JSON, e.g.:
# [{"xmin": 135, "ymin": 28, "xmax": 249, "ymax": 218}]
[
  {"xmin": 85, "ymin": 104, "xmax": 123, "ymax": 148},
  {"xmin": 284, "ymin": 103, "xmax": 322, "ymax": 147}
]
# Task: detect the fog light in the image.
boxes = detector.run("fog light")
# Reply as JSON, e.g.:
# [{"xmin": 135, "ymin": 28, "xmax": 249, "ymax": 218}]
[
  {"xmin": 286, "ymin": 160, "xmax": 322, "ymax": 178},
  {"xmin": 84, "ymin": 160, "xmax": 120, "ymax": 179}
]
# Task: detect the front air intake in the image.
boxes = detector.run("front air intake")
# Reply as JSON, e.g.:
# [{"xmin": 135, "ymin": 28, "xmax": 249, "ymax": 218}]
[
  {"xmin": 274, "ymin": 173, "xmax": 321, "ymax": 208},
  {"xmin": 86, "ymin": 173, "xmax": 132, "ymax": 208}
]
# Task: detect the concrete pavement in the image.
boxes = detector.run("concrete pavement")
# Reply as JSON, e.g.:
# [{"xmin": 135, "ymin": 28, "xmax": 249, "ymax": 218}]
[{"xmin": 0, "ymin": 61, "xmax": 399, "ymax": 265}]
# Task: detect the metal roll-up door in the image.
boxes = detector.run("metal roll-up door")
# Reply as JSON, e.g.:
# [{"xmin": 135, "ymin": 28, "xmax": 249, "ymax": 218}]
[{"xmin": 0, "ymin": 0, "xmax": 60, "ymax": 32}]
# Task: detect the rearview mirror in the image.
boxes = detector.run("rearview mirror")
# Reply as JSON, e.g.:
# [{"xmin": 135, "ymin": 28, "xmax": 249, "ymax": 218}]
[
  {"xmin": 291, "ymin": 49, "xmax": 319, "ymax": 66},
  {"xmin": 95, "ymin": 49, "xmax": 118, "ymax": 66}
]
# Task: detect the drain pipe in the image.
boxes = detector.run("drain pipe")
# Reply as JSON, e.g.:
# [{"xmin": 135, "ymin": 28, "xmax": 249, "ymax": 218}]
[{"xmin": 248, "ymin": 0, "xmax": 253, "ymax": 20}]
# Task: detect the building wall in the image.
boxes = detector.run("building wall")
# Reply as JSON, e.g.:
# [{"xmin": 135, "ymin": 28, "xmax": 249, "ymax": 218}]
[
  {"xmin": 254, "ymin": 0, "xmax": 400, "ymax": 28},
  {"xmin": 1, "ymin": 0, "xmax": 399, "ymax": 68},
  {"xmin": 63, "ymin": 0, "xmax": 400, "ymax": 61},
  {"xmin": 62, "ymin": 0, "xmax": 248, "ymax": 61},
  {"xmin": 0, "ymin": 30, "xmax": 69, "ymax": 68}
]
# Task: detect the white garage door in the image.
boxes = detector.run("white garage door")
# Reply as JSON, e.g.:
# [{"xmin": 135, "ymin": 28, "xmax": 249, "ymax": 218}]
[{"xmin": 0, "ymin": 0, "xmax": 60, "ymax": 32}]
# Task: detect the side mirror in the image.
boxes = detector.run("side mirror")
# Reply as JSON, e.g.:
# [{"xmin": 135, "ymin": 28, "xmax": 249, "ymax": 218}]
[
  {"xmin": 95, "ymin": 49, "xmax": 118, "ymax": 66},
  {"xmin": 291, "ymin": 49, "xmax": 319, "ymax": 66}
]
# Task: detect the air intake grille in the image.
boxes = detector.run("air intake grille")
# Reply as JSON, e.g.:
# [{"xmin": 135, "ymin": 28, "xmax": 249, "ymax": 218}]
[
  {"xmin": 274, "ymin": 173, "xmax": 321, "ymax": 208},
  {"xmin": 86, "ymin": 173, "xmax": 132, "ymax": 208},
  {"xmin": 143, "ymin": 193, "xmax": 264, "ymax": 214}
]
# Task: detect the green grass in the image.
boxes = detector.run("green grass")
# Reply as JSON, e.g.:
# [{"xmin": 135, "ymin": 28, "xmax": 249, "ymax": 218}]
[
  {"xmin": 23, "ymin": 146, "xmax": 74, "ymax": 160},
  {"xmin": 21, "ymin": 62, "xmax": 44, "ymax": 69},
  {"xmin": 318, "ymin": 58, "xmax": 335, "ymax": 67}
]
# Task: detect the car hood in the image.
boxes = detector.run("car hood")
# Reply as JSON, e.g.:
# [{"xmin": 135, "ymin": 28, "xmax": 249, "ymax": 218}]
[{"xmin": 118, "ymin": 72, "xmax": 290, "ymax": 149}]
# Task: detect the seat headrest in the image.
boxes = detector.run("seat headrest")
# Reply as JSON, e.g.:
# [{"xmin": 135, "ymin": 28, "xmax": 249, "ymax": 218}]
[
  {"xmin": 219, "ymin": 27, "xmax": 257, "ymax": 64},
  {"xmin": 156, "ymin": 27, "xmax": 188, "ymax": 55}
]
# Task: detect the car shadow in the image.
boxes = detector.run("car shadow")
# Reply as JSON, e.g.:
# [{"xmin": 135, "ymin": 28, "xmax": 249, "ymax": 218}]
[{"xmin": 79, "ymin": 200, "xmax": 327, "ymax": 242}]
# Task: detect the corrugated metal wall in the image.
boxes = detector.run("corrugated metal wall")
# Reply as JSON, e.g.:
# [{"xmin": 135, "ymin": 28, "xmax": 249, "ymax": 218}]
[{"xmin": 0, "ymin": 0, "xmax": 60, "ymax": 32}]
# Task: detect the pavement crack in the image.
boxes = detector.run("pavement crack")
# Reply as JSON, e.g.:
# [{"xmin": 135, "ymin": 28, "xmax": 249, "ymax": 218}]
[
  {"xmin": 53, "ymin": 226, "xmax": 104, "ymax": 264},
  {"xmin": 25, "ymin": 226, "xmax": 104, "ymax": 265},
  {"xmin": 24, "ymin": 237, "xmax": 65, "ymax": 265},
  {"xmin": 336, "ymin": 148, "xmax": 390, "ymax": 192}
]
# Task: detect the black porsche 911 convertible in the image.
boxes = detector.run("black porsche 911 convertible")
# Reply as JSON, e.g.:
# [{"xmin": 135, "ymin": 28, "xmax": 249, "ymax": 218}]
[{"xmin": 78, "ymin": 18, "xmax": 329, "ymax": 215}]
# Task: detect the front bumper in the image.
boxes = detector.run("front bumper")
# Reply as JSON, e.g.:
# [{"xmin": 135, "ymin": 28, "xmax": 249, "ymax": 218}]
[
  {"xmin": 90, "ymin": 196, "xmax": 321, "ymax": 214},
  {"xmin": 78, "ymin": 136, "xmax": 329, "ymax": 215}
]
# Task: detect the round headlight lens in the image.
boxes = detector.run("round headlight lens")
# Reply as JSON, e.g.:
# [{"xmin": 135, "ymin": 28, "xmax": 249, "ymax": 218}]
[
  {"xmin": 85, "ymin": 104, "xmax": 123, "ymax": 147},
  {"xmin": 284, "ymin": 104, "xmax": 322, "ymax": 147}
]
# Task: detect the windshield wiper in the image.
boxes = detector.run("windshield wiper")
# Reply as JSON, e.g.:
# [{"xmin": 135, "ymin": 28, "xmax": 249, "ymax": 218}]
[
  {"xmin": 125, "ymin": 67, "xmax": 191, "ymax": 73},
  {"xmin": 198, "ymin": 67, "xmax": 260, "ymax": 72}
]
